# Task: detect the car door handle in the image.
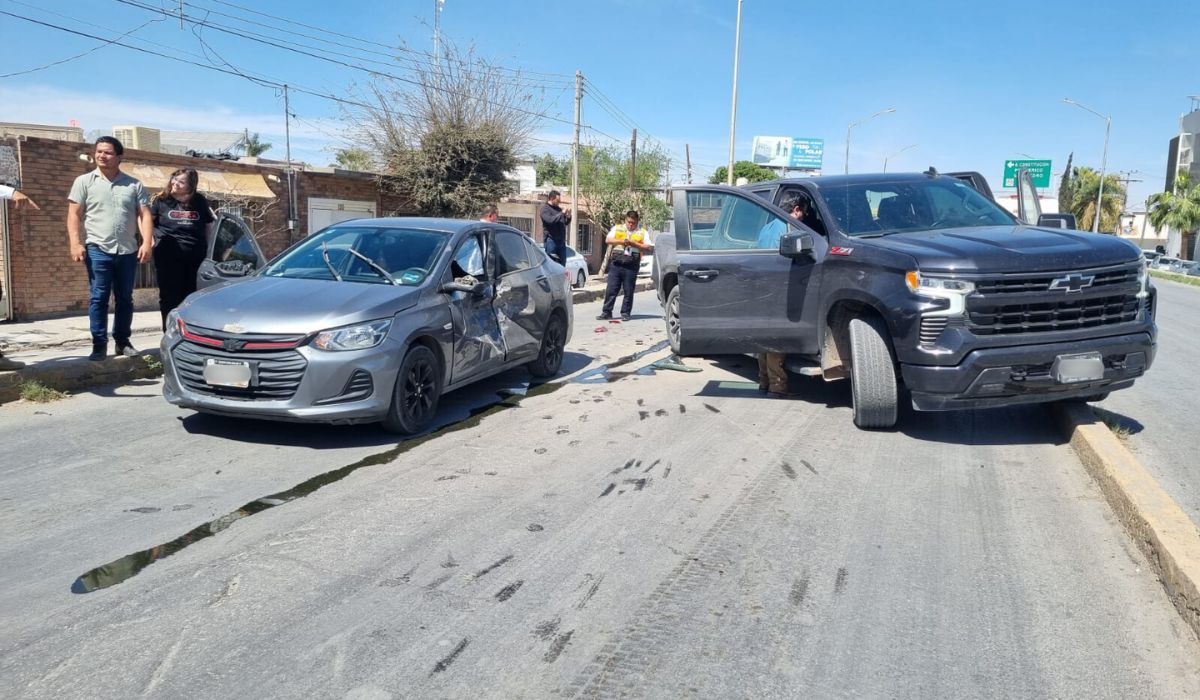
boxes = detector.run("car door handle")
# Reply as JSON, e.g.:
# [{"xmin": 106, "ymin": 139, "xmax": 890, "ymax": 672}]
[{"xmin": 684, "ymin": 269, "xmax": 719, "ymax": 279}]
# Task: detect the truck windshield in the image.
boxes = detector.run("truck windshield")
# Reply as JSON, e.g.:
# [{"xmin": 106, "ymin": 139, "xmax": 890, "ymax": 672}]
[{"xmin": 819, "ymin": 178, "xmax": 1015, "ymax": 237}]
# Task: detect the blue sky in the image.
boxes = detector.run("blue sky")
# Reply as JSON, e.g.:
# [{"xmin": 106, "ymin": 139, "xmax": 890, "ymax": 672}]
[{"xmin": 1, "ymin": 0, "xmax": 1196, "ymax": 206}]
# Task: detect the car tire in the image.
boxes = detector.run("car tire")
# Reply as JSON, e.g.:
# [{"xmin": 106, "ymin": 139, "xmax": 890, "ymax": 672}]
[
  {"xmin": 528, "ymin": 312, "xmax": 567, "ymax": 378},
  {"xmin": 382, "ymin": 344, "xmax": 442, "ymax": 435},
  {"xmin": 848, "ymin": 315, "xmax": 898, "ymax": 429},
  {"xmin": 666, "ymin": 285, "xmax": 683, "ymax": 355},
  {"xmin": 574, "ymin": 270, "xmax": 586, "ymax": 288}
]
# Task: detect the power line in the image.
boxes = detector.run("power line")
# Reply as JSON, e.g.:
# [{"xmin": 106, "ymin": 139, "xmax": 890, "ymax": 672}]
[
  {"xmin": 0, "ymin": 3, "xmax": 164, "ymax": 78},
  {"xmin": 113, "ymin": 0, "xmax": 576, "ymax": 126}
]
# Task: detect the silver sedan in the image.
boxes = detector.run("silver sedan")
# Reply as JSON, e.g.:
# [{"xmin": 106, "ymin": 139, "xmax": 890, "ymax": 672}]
[{"xmin": 161, "ymin": 218, "xmax": 573, "ymax": 434}]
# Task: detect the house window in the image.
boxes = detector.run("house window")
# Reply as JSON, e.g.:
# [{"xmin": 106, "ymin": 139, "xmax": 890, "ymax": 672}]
[
  {"xmin": 577, "ymin": 222, "xmax": 592, "ymax": 255},
  {"xmin": 499, "ymin": 216, "xmax": 533, "ymax": 234}
]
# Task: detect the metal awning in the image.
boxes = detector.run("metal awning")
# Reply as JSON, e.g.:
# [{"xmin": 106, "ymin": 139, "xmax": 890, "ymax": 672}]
[{"xmin": 123, "ymin": 164, "xmax": 277, "ymax": 200}]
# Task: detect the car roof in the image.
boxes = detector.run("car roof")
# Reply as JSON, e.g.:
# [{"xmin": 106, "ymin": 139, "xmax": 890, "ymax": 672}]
[{"xmin": 325, "ymin": 217, "xmax": 483, "ymax": 233}]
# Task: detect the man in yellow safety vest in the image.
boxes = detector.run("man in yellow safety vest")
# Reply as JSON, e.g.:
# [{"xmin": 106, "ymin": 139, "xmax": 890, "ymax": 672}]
[{"xmin": 598, "ymin": 210, "xmax": 652, "ymax": 321}]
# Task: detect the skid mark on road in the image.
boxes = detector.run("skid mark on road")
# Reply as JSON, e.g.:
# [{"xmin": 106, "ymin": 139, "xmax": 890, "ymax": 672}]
[
  {"xmin": 576, "ymin": 574, "xmax": 604, "ymax": 610},
  {"xmin": 431, "ymin": 638, "xmax": 470, "ymax": 675},
  {"xmin": 780, "ymin": 461, "xmax": 798, "ymax": 480},
  {"xmin": 834, "ymin": 567, "xmax": 848, "ymax": 594},
  {"xmin": 495, "ymin": 580, "xmax": 524, "ymax": 602},
  {"xmin": 544, "ymin": 630, "xmax": 575, "ymax": 663},
  {"xmin": 473, "ymin": 555, "xmax": 514, "ymax": 580}
]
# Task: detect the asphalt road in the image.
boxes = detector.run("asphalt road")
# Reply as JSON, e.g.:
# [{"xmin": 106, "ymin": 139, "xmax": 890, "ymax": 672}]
[
  {"xmin": 2, "ymin": 294, "xmax": 1198, "ymax": 698},
  {"xmin": 1100, "ymin": 278, "xmax": 1200, "ymax": 521}
]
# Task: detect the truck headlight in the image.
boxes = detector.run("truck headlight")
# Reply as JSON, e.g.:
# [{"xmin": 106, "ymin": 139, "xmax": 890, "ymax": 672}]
[
  {"xmin": 906, "ymin": 271, "xmax": 974, "ymax": 316},
  {"xmin": 311, "ymin": 319, "xmax": 392, "ymax": 352},
  {"xmin": 1137, "ymin": 260, "xmax": 1150, "ymax": 299}
]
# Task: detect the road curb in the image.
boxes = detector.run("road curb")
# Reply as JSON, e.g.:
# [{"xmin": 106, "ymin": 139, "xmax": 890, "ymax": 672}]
[
  {"xmin": 1054, "ymin": 402, "xmax": 1200, "ymax": 638},
  {"xmin": 0, "ymin": 350, "xmax": 164, "ymax": 405}
]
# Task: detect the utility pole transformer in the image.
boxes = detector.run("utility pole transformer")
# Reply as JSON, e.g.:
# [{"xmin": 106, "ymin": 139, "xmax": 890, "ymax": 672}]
[{"xmin": 571, "ymin": 71, "xmax": 581, "ymax": 248}]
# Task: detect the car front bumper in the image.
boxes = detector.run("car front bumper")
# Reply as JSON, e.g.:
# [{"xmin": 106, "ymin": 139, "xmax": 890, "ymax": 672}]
[{"xmin": 902, "ymin": 331, "xmax": 1155, "ymax": 411}]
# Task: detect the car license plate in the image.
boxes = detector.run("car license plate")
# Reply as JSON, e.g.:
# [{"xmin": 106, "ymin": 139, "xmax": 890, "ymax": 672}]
[
  {"xmin": 204, "ymin": 358, "xmax": 252, "ymax": 388},
  {"xmin": 1052, "ymin": 352, "xmax": 1104, "ymax": 384}
]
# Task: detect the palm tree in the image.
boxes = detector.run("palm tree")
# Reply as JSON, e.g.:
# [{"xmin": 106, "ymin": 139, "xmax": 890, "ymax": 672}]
[
  {"xmin": 1148, "ymin": 173, "xmax": 1200, "ymax": 257},
  {"xmin": 1069, "ymin": 167, "xmax": 1125, "ymax": 233},
  {"xmin": 243, "ymin": 132, "xmax": 272, "ymax": 157}
]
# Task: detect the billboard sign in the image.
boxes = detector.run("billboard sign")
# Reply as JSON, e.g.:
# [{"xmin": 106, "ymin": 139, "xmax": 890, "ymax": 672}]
[
  {"xmin": 1002, "ymin": 159, "xmax": 1052, "ymax": 189},
  {"xmin": 752, "ymin": 136, "xmax": 824, "ymax": 170}
]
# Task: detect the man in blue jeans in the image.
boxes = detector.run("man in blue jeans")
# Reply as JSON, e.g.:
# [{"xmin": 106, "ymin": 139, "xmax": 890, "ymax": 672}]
[{"xmin": 67, "ymin": 136, "xmax": 153, "ymax": 361}]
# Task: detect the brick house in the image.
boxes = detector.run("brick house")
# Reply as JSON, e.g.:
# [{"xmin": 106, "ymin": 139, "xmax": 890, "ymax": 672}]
[{"xmin": 0, "ymin": 136, "xmax": 411, "ymax": 320}]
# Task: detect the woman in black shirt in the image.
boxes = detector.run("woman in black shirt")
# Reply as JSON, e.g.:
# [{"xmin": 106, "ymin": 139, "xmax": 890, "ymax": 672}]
[{"xmin": 151, "ymin": 168, "xmax": 215, "ymax": 330}]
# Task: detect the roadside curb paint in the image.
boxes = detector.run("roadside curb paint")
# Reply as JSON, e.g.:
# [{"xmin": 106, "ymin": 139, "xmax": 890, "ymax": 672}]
[
  {"xmin": 0, "ymin": 350, "xmax": 164, "ymax": 405},
  {"xmin": 1054, "ymin": 402, "xmax": 1200, "ymax": 639}
]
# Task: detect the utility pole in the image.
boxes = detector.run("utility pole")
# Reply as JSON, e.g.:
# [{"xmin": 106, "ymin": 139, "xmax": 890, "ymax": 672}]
[
  {"xmin": 433, "ymin": 0, "xmax": 443, "ymax": 67},
  {"xmin": 685, "ymin": 143, "xmax": 693, "ymax": 184},
  {"xmin": 630, "ymin": 128, "xmax": 637, "ymax": 190},
  {"xmin": 1114, "ymin": 170, "xmax": 1143, "ymax": 236},
  {"xmin": 177, "ymin": 0, "xmax": 184, "ymax": 29},
  {"xmin": 283, "ymin": 85, "xmax": 297, "ymax": 238},
  {"xmin": 726, "ymin": 0, "xmax": 743, "ymax": 185},
  {"xmin": 571, "ymin": 71, "xmax": 581, "ymax": 248}
]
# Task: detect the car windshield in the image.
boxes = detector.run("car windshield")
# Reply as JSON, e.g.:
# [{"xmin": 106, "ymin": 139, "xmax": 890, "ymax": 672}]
[
  {"xmin": 263, "ymin": 226, "xmax": 448, "ymax": 285},
  {"xmin": 818, "ymin": 178, "xmax": 1015, "ymax": 238}
]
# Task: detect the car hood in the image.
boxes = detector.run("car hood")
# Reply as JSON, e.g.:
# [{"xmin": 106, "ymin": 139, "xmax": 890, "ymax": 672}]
[
  {"xmin": 862, "ymin": 225, "xmax": 1141, "ymax": 273},
  {"xmin": 178, "ymin": 276, "xmax": 423, "ymax": 333}
]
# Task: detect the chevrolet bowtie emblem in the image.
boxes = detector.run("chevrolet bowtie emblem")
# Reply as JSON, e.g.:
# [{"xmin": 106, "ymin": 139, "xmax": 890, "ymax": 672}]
[{"xmin": 1048, "ymin": 273, "xmax": 1095, "ymax": 293}]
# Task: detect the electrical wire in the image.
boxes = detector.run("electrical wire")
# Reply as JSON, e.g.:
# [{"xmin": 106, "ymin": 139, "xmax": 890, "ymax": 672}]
[{"xmin": 0, "ymin": 8, "xmax": 163, "ymax": 78}]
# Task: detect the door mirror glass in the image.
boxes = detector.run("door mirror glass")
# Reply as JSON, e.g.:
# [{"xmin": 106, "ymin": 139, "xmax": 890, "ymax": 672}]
[
  {"xmin": 215, "ymin": 259, "xmax": 252, "ymax": 276},
  {"xmin": 779, "ymin": 232, "xmax": 814, "ymax": 258}
]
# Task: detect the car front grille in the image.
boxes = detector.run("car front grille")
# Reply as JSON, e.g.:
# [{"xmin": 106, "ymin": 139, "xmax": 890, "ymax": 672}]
[
  {"xmin": 173, "ymin": 324, "xmax": 308, "ymax": 400},
  {"xmin": 966, "ymin": 263, "xmax": 1142, "ymax": 336}
]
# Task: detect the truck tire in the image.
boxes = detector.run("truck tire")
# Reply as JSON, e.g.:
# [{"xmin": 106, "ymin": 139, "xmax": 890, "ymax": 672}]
[
  {"xmin": 849, "ymin": 315, "xmax": 898, "ymax": 429},
  {"xmin": 666, "ymin": 285, "xmax": 683, "ymax": 355}
]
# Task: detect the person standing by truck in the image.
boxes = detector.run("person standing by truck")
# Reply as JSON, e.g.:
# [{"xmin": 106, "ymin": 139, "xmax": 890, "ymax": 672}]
[
  {"xmin": 757, "ymin": 192, "xmax": 805, "ymax": 396},
  {"xmin": 598, "ymin": 210, "xmax": 652, "ymax": 321},
  {"xmin": 539, "ymin": 190, "xmax": 571, "ymax": 265}
]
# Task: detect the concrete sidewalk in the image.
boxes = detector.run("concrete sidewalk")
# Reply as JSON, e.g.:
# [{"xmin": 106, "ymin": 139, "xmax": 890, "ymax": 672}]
[{"xmin": 0, "ymin": 276, "xmax": 656, "ymax": 403}]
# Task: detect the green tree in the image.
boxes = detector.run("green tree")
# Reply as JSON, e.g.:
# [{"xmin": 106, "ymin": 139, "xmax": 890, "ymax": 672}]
[
  {"xmin": 330, "ymin": 147, "xmax": 375, "ymax": 172},
  {"xmin": 708, "ymin": 160, "xmax": 776, "ymax": 184},
  {"xmin": 1057, "ymin": 152, "xmax": 1073, "ymax": 214},
  {"xmin": 1069, "ymin": 167, "xmax": 1125, "ymax": 233},
  {"xmin": 1148, "ymin": 173, "xmax": 1200, "ymax": 250},
  {"xmin": 344, "ymin": 40, "xmax": 543, "ymax": 216},
  {"xmin": 576, "ymin": 142, "xmax": 670, "ymax": 233},
  {"xmin": 243, "ymin": 132, "xmax": 272, "ymax": 157},
  {"xmin": 535, "ymin": 153, "xmax": 570, "ymax": 188}
]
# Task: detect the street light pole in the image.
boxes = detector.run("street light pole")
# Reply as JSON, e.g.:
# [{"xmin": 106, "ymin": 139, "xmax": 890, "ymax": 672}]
[
  {"xmin": 844, "ymin": 108, "xmax": 896, "ymax": 175},
  {"xmin": 883, "ymin": 144, "xmax": 917, "ymax": 173},
  {"xmin": 1063, "ymin": 97, "xmax": 1111, "ymax": 233},
  {"xmin": 726, "ymin": 0, "xmax": 743, "ymax": 185}
]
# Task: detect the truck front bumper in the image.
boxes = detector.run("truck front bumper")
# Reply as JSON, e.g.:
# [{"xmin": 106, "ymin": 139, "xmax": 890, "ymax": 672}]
[{"xmin": 902, "ymin": 331, "xmax": 1154, "ymax": 411}]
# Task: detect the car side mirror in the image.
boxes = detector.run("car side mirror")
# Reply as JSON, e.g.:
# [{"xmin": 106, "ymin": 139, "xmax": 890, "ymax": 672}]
[
  {"xmin": 779, "ymin": 231, "xmax": 815, "ymax": 258},
  {"xmin": 215, "ymin": 259, "xmax": 251, "ymax": 276},
  {"xmin": 442, "ymin": 280, "xmax": 488, "ymax": 296}
]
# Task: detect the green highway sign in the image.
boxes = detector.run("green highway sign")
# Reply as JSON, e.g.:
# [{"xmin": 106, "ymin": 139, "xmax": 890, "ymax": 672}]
[{"xmin": 1003, "ymin": 159, "xmax": 1052, "ymax": 189}]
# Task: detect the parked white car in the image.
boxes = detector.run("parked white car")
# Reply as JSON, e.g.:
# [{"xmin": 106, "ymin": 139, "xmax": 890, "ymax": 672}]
[{"xmin": 564, "ymin": 245, "xmax": 589, "ymax": 288}]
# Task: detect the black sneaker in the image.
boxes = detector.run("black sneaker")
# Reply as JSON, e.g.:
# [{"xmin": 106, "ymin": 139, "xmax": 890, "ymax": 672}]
[
  {"xmin": 596, "ymin": 313, "xmax": 612, "ymax": 320},
  {"xmin": 114, "ymin": 343, "xmax": 139, "ymax": 357},
  {"xmin": 88, "ymin": 345, "xmax": 106, "ymax": 362},
  {"xmin": 620, "ymin": 314, "xmax": 631, "ymax": 321}
]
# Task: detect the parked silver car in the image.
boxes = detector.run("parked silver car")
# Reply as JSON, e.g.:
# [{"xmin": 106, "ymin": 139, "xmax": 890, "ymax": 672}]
[{"xmin": 162, "ymin": 218, "xmax": 573, "ymax": 434}]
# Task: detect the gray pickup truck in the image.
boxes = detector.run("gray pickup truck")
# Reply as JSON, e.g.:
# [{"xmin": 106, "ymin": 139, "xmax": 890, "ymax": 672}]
[{"xmin": 652, "ymin": 169, "xmax": 1156, "ymax": 428}]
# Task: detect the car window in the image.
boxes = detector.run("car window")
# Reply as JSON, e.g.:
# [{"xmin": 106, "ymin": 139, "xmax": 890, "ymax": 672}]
[
  {"xmin": 263, "ymin": 226, "xmax": 448, "ymax": 285},
  {"xmin": 685, "ymin": 191, "xmax": 787, "ymax": 251},
  {"xmin": 524, "ymin": 236, "xmax": 548, "ymax": 266},
  {"xmin": 452, "ymin": 233, "xmax": 485, "ymax": 278},
  {"xmin": 212, "ymin": 218, "xmax": 259, "ymax": 268},
  {"xmin": 564, "ymin": 245, "xmax": 577, "ymax": 258},
  {"xmin": 495, "ymin": 230, "xmax": 531, "ymax": 275}
]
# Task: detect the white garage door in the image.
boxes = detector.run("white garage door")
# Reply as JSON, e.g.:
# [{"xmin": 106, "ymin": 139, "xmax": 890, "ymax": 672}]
[{"xmin": 307, "ymin": 198, "xmax": 377, "ymax": 236}]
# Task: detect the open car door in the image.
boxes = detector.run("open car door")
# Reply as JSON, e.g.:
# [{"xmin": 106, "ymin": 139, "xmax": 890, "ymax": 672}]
[{"xmin": 197, "ymin": 212, "xmax": 267, "ymax": 290}]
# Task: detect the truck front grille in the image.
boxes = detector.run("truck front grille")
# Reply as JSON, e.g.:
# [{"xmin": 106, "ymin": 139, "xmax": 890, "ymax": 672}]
[{"xmin": 966, "ymin": 263, "xmax": 1142, "ymax": 336}]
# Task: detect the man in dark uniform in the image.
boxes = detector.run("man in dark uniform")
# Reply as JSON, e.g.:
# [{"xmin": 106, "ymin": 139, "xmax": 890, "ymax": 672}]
[{"xmin": 539, "ymin": 190, "xmax": 571, "ymax": 265}]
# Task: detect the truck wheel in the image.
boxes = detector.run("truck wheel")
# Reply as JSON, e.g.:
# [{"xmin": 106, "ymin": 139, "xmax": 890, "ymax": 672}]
[
  {"xmin": 666, "ymin": 285, "xmax": 683, "ymax": 355},
  {"xmin": 382, "ymin": 345, "xmax": 442, "ymax": 435},
  {"xmin": 848, "ymin": 315, "xmax": 898, "ymax": 429}
]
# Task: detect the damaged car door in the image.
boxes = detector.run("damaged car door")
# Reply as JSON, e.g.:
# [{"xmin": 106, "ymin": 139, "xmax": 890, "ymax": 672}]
[
  {"xmin": 444, "ymin": 229, "xmax": 505, "ymax": 384},
  {"xmin": 491, "ymin": 229, "xmax": 554, "ymax": 361},
  {"xmin": 197, "ymin": 212, "xmax": 267, "ymax": 290}
]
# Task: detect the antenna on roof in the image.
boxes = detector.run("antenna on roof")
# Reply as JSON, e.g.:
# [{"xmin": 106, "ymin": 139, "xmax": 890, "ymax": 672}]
[{"xmin": 924, "ymin": 166, "xmax": 939, "ymax": 178}]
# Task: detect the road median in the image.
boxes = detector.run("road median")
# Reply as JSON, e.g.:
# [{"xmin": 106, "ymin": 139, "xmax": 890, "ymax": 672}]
[{"xmin": 1055, "ymin": 401, "xmax": 1200, "ymax": 638}]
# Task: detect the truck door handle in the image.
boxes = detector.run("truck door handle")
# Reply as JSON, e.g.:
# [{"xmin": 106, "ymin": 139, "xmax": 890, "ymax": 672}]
[
  {"xmin": 199, "ymin": 271, "xmax": 216, "ymax": 280},
  {"xmin": 684, "ymin": 269, "xmax": 719, "ymax": 279}
]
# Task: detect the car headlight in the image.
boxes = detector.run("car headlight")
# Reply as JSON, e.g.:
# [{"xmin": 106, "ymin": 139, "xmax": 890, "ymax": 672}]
[
  {"xmin": 906, "ymin": 271, "xmax": 974, "ymax": 317},
  {"xmin": 164, "ymin": 310, "xmax": 182, "ymax": 339},
  {"xmin": 311, "ymin": 319, "xmax": 392, "ymax": 352}
]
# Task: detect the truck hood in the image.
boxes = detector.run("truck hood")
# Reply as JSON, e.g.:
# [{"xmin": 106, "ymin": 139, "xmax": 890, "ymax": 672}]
[
  {"xmin": 862, "ymin": 225, "xmax": 1141, "ymax": 273},
  {"xmin": 178, "ymin": 276, "xmax": 422, "ymax": 333}
]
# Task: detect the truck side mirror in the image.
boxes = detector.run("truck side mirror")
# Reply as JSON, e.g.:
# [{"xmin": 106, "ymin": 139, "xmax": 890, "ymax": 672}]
[
  {"xmin": 779, "ymin": 232, "xmax": 814, "ymax": 258},
  {"xmin": 1037, "ymin": 213, "xmax": 1077, "ymax": 230}
]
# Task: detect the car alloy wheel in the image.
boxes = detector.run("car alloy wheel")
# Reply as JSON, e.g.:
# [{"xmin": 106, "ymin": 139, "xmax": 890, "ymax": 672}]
[
  {"xmin": 529, "ymin": 313, "xmax": 566, "ymax": 377},
  {"xmin": 666, "ymin": 285, "xmax": 682, "ymax": 355},
  {"xmin": 383, "ymin": 344, "xmax": 442, "ymax": 434}
]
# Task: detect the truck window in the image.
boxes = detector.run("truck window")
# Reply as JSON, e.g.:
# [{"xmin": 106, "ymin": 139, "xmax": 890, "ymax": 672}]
[{"xmin": 685, "ymin": 191, "xmax": 787, "ymax": 251}]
